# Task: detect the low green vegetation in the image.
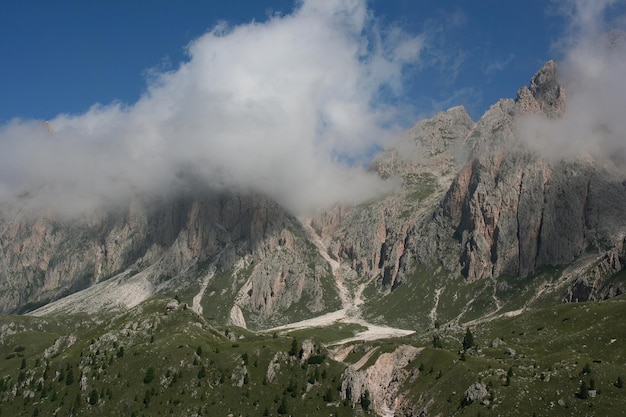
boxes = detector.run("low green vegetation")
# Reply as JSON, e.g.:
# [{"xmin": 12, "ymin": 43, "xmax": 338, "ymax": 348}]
[
  {"xmin": 0, "ymin": 298, "xmax": 353, "ymax": 417},
  {"xmin": 403, "ymin": 172, "xmax": 438, "ymax": 202},
  {"xmin": 1, "ymin": 293, "xmax": 625, "ymax": 416}
]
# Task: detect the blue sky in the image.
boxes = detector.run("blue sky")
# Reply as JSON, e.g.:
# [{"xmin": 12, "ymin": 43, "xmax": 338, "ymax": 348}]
[{"xmin": 1, "ymin": 0, "xmax": 567, "ymax": 124}]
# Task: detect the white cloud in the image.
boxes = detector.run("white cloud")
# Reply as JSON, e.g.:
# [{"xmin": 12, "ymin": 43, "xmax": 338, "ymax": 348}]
[
  {"xmin": 0, "ymin": 0, "xmax": 425, "ymax": 217},
  {"xmin": 517, "ymin": 0, "xmax": 626, "ymax": 165}
]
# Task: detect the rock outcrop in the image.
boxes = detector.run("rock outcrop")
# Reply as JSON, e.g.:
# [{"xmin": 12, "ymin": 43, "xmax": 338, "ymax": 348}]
[
  {"xmin": 340, "ymin": 345, "xmax": 421, "ymax": 416},
  {"xmin": 463, "ymin": 382, "xmax": 489, "ymax": 405}
]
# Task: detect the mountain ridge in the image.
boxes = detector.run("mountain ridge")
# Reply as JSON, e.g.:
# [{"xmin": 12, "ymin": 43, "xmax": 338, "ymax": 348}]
[{"xmin": 1, "ymin": 60, "xmax": 624, "ymax": 332}]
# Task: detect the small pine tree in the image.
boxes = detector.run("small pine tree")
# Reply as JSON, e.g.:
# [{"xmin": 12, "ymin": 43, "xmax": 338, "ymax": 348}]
[
  {"xmin": 88, "ymin": 389, "xmax": 98, "ymax": 406},
  {"xmin": 116, "ymin": 346, "xmax": 124, "ymax": 358},
  {"xmin": 277, "ymin": 396, "xmax": 288, "ymax": 415},
  {"xmin": 289, "ymin": 338, "xmax": 298, "ymax": 356},
  {"xmin": 20, "ymin": 358, "xmax": 26, "ymax": 370},
  {"xmin": 323, "ymin": 387, "xmax": 334, "ymax": 402},
  {"xmin": 616, "ymin": 376, "xmax": 624, "ymax": 388},
  {"xmin": 196, "ymin": 346, "xmax": 203, "ymax": 356},
  {"xmin": 582, "ymin": 363, "xmax": 592, "ymax": 375},
  {"xmin": 433, "ymin": 334, "xmax": 443, "ymax": 349},
  {"xmin": 462, "ymin": 328, "xmax": 475, "ymax": 350},
  {"xmin": 197, "ymin": 366, "xmax": 206, "ymax": 379},
  {"xmin": 65, "ymin": 368, "xmax": 74, "ymax": 385}
]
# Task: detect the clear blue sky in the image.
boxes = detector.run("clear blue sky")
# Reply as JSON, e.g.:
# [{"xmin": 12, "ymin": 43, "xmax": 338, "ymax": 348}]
[{"xmin": 0, "ymin": 0, "xmax": 567, "ymax": 124}]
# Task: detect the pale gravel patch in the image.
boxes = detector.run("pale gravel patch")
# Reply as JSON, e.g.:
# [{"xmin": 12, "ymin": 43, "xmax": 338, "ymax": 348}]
[
  {"xmin": 191, "ymin": 267, "xmax": 215, "ymax": 316},
  {"xmin": 28, "ymin": 265, "xmax": 156, "ymax": 317}
]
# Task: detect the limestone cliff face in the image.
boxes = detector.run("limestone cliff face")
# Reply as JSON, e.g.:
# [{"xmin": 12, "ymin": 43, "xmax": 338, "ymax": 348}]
[
  {"xmin": 314, "ymin": 106, "xmax": 475, "ymax": 290},
  {"xmin": 0, "ymin": 191, "xmax": 336, "ymax": 323},
  {"xmin": 317, "ymin": 60, "xmax": 626, "ymax": 300},
  {"xmin": 436, "ymin": 61, "xmax": 626, "ymax": 282}
]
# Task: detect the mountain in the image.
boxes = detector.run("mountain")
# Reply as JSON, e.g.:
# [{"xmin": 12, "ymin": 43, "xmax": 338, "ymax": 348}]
[
  {"xmin": 0, "ymin": 191, "xmax": 340, "ymax": 328},
  {"xmin": 1, "ymin": 61, "xmax": 625, "ymax": 416}
]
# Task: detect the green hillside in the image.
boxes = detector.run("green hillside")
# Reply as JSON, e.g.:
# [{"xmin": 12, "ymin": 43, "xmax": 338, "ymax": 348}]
[{"xmin": 1, "ymin": 295, "xmax": 625, "ymax": 416}]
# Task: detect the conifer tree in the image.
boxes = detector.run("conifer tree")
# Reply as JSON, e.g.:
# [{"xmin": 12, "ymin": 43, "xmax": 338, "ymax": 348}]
[{"xmin": 462, "ymin": 328, "xmax": 475, "ymax": 350}]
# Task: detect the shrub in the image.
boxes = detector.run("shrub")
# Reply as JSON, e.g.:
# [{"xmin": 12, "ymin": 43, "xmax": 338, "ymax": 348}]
[
  {"xmin": 143, "ymin": 367, "xmax": 155, "ymax": 384},
  {"xmin": 88, "ymin": 389, "xmax": 98, "ymax": 405},
  {"xmin": 306, "ymin": 355, "xmax": 325, "ymax": 365}
]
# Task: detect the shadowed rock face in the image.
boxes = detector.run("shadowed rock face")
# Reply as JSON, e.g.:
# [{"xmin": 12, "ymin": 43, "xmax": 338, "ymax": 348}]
[{"xmin": 0, "ymin": 191, "xmax": 336, "ymax": 322}]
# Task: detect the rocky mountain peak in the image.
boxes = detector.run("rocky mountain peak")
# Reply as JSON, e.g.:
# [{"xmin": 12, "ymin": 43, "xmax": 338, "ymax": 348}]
[
  {"xmin": 372, "ymin": 105, "xmax": 474, "ymax": 179},
  {"xmin": 516, "ymin": 60, "xmax": 566, "ymax": 118}
]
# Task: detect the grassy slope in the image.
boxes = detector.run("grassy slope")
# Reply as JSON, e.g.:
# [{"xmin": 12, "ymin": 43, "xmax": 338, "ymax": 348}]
[
  {"xmin": 1, "ymin": 294, "xmax": 625, "ymax": 417},
  {"xmin": 402, "ymin": 295, "xmax": 626, "ymax": 416},
  {"xmin": 0, "ymin": 298, "xmax": 358, "ymax": 417}
]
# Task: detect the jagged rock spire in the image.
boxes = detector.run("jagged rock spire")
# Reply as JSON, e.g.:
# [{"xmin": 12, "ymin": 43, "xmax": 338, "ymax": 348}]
[{"xmin": 516, "ymin": 60, "xmax": 566, "ymax": 118}]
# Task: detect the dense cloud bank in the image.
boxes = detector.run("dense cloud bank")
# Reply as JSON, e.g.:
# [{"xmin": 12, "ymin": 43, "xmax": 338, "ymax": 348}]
[
  {"xmin": 0, "ymin": 0, "xmax": 423, "ymax": 217},
  {"xmin": 518, "ymin": 0, "xmax": 626, "ymax": 165},
  {"xmin": 2, "ymin": 0, "xmax": 625, "ymax": 219}
]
